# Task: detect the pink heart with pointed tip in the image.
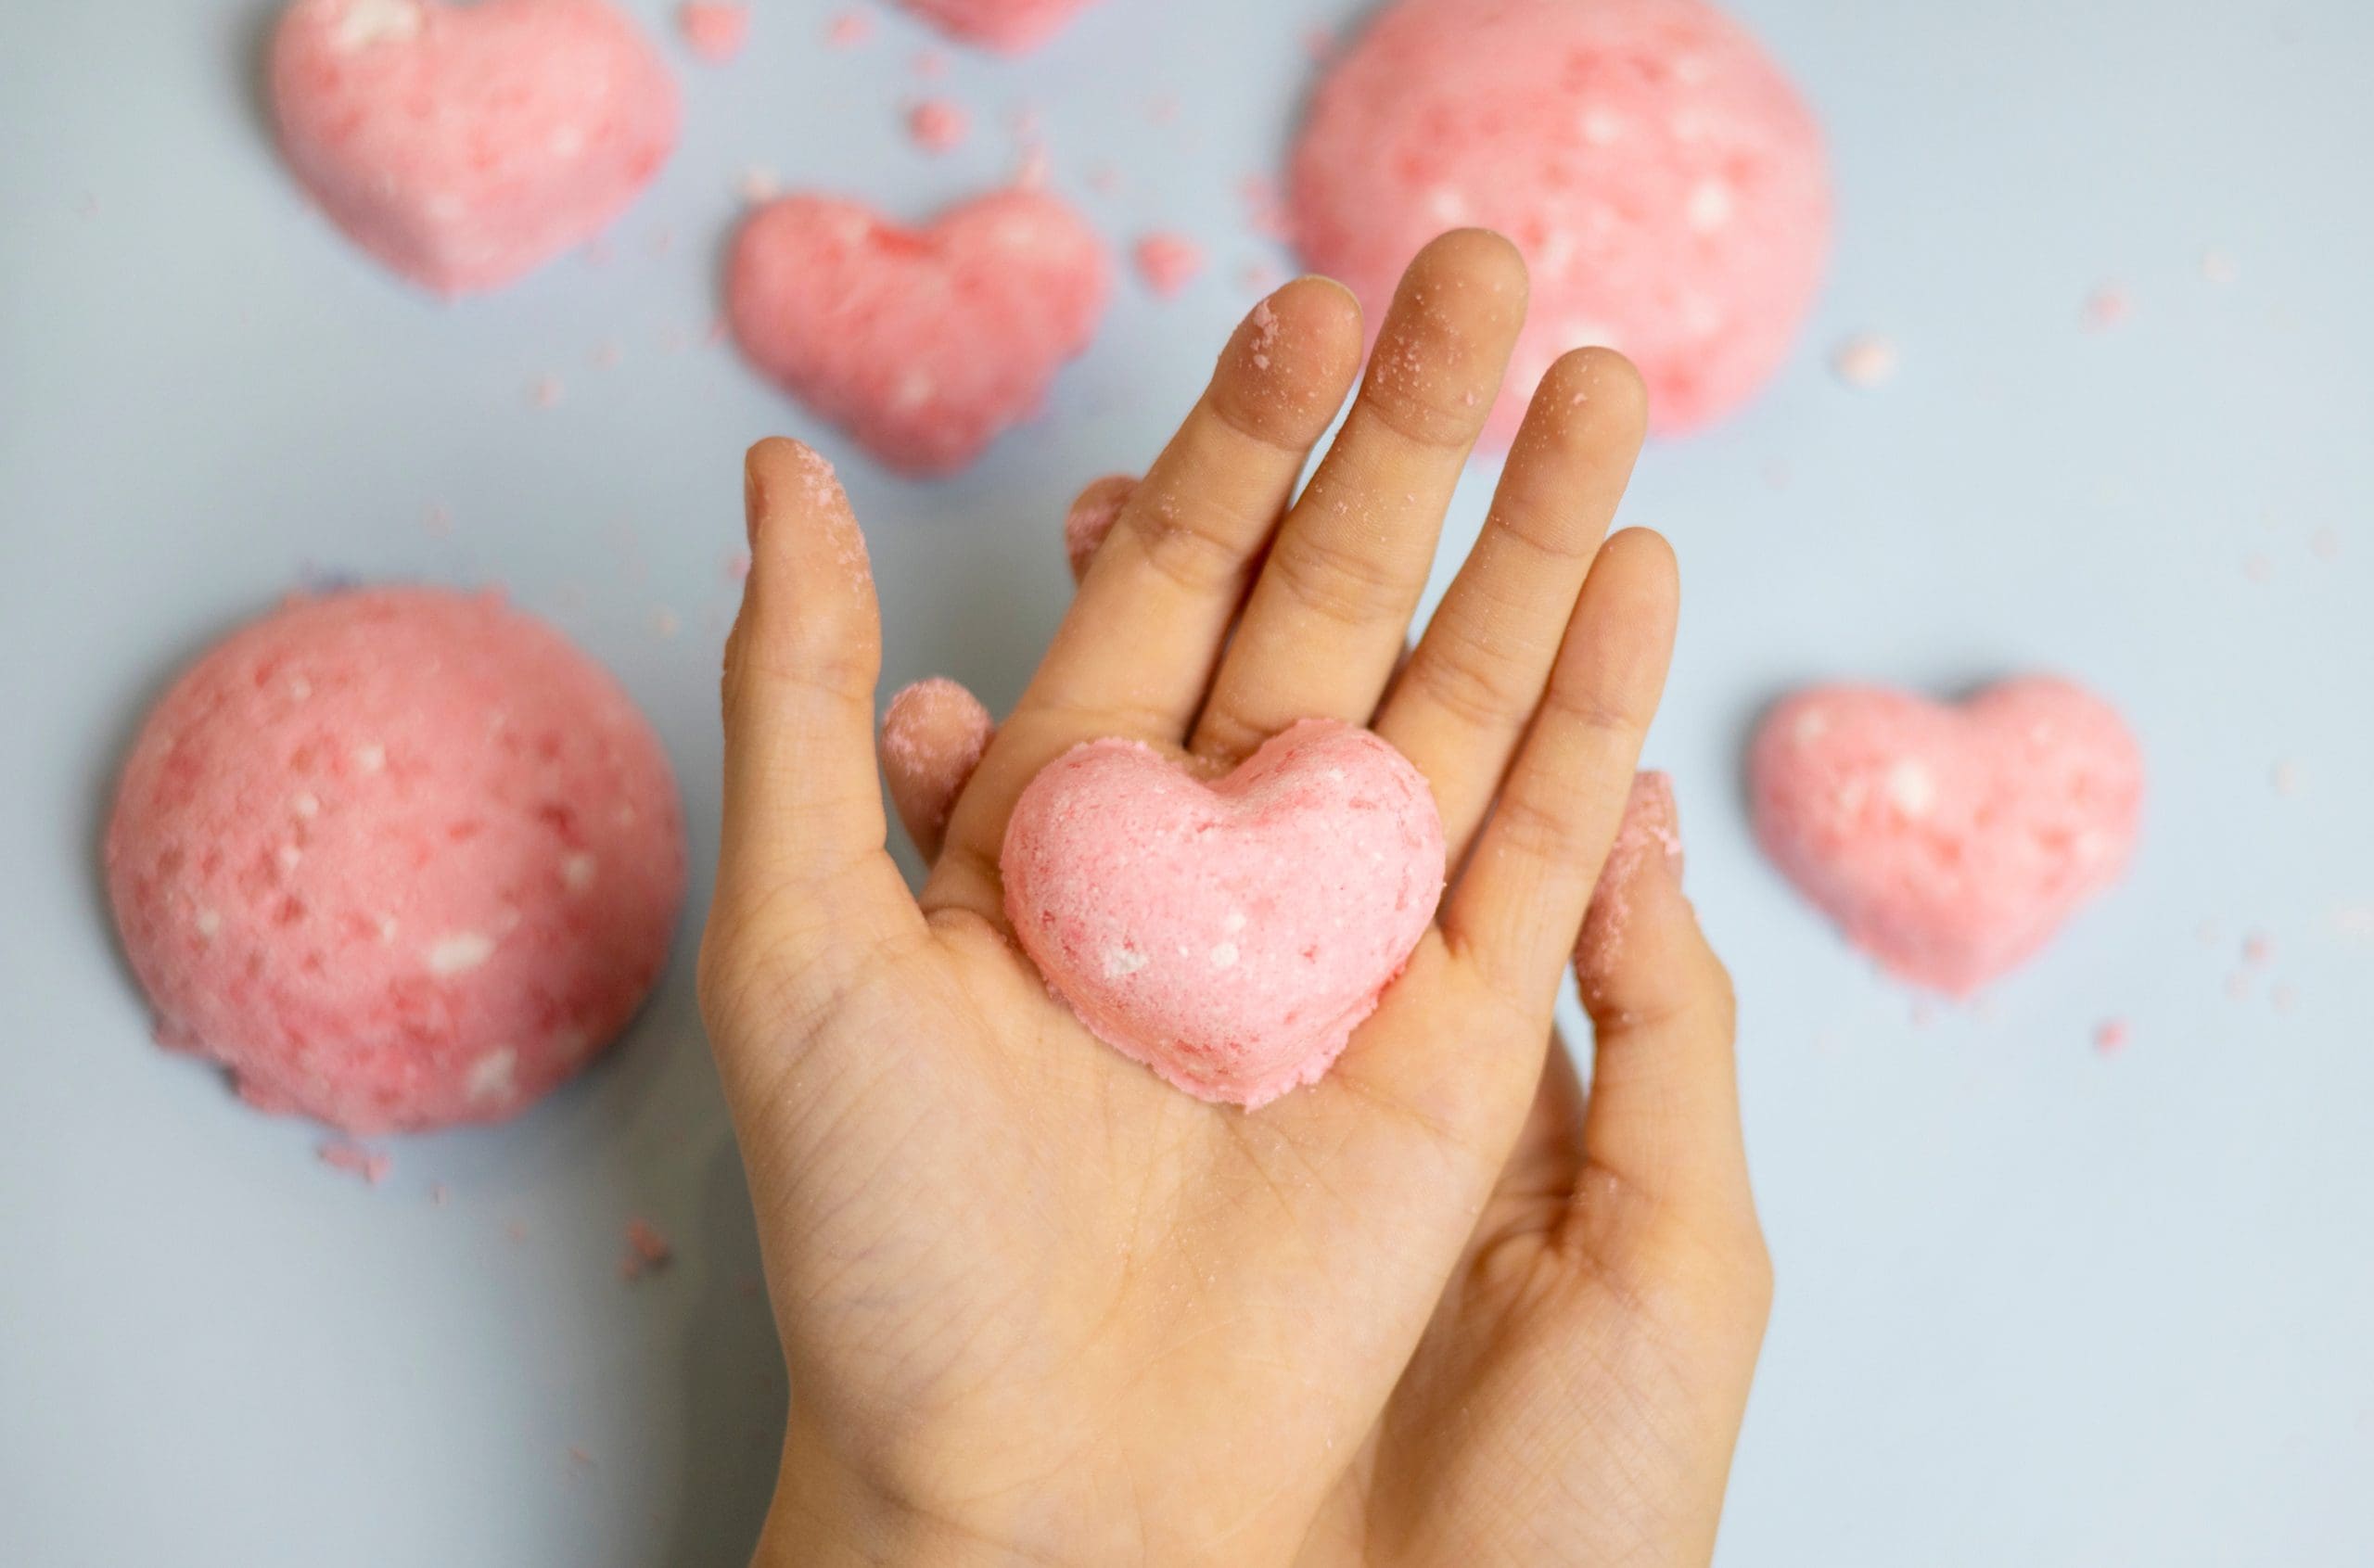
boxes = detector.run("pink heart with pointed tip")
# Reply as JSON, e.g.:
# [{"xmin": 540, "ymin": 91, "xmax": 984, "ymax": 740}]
[
  {"xmin": 1002, "ymin": 720, "xmax": 1446, "ymax": 1109},
  {"xmin": 728, "ymin": 189, "xmax": 1110, "ymax": 477},
  {"xmin": 1749, "ymin": 678, "xmax": 2144, "ymax": 995},
  {"xmin": 271, "ymin": 0, "xmax": 679, "ymax": 295},
  {"xmin": 900, "ymin": 0, "xmax": 1104, "ymax": 52}
]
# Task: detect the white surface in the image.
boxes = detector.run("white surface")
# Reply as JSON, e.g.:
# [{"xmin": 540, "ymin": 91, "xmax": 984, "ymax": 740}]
[{"xmin": 2, "ymin": 1, "xmax": 2369, "ymax": 1562}]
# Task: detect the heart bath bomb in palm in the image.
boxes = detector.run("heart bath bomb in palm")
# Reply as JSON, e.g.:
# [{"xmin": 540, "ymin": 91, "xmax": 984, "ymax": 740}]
[
  {"xmin": 271, "ymin": 0, "xmax": 680, "ymax": 294},
  {"xmin": 1749, "ymin": 678, "xmax": 2144, "ymax": 995},
  {"xmin": 727, "ymin": 187, "xmax": 1111, "ymax": 476},
  {"xmin": 1002, "ymin": 720, "xmax": 1446, "ymax": 1109}
]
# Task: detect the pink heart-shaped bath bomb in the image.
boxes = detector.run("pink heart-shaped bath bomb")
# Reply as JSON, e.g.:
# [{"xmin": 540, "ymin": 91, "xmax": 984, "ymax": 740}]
[
  {"xmin": 728, "ymin": 189, "xmax": 1111, "ymax": 476},
  {"xmin": 270, "ymin": 0, "xmax": 679, "ymax": 295},
  {"xmin": 1002, "ymin": 720, "xmax": 1446, "ymax": 1109},
  {"xmin": 900, "ymin": 0, "xmax": 1104, "ymax": 52},
  {"xmin": 1749, "ymin": 678, "xmax": 2144, "ymax": 995}
]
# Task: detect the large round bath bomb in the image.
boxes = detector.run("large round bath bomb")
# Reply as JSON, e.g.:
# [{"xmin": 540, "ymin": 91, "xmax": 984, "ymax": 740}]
[
  {"xmin": 1291, "ymin": 0, "xmax": 1831, "ymax": 439},
  {"xmin": 729, "ymin": 187, "xmax": 1111, "ymax": 476},
  {"xmin": 1002, "ymin": 720, "xmax": 1445, "ymax": 1109},
  {"xmin": 106, "ymin": 588, "xmax": 686, "ymax": 1133},
  {"xmin": 271, "ymin": 0, "xmax": 680, "ymax": 295},
  {"xmin": 1748, "ymin": 679, "xmax": 2143, "ymax": 996}
]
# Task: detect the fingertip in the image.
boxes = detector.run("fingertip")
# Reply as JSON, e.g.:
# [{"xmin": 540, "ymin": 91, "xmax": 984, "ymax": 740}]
[
  {"xmin": 881, "ymin": 678, "xmax": 995, "ymax": 856},
  {"xmin": 1064, "ymin": 473, "xmax": 1141, "ymax": 581},
  {"xmin": 1530, "ymin": 348, "xmax": 1650, "ymax": 447},
  {"xmin": 1213, "ymin": 276, "xmax": 1366, "ymax": 435}
]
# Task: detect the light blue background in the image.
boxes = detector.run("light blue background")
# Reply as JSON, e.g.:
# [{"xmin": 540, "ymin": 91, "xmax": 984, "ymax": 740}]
[{"xmin": 3, "ymin": 1, "xmax": 2368, "ymax": 1562}]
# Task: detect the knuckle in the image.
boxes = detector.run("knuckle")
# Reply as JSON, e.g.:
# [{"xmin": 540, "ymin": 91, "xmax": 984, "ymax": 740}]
[
  {"xmin": 1405, "ymin": 641, "xmax": 1534, "ymax": 733},
  {"xmin": 1269, "ymin": 526, "xmax": 1410, "ymax": 627},
  {"xmin": 1126, "ymin": 492, "xmax": 1258, "ymax": 596}
]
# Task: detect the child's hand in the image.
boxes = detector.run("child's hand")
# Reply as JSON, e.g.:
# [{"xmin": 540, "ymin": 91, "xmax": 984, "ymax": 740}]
[{"xmin": 702, "ymin": 231, "xmax": 1766, "ymax": 1565}]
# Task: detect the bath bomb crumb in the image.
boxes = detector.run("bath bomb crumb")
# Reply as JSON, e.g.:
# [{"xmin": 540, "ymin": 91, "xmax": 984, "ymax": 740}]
[
  {"xmin": 530, "ymin": 374, "xmax": 565, "ymax": 408},
  {"xmin": 908, "ymin": 98, "xmax": 970, "ymax": 153},
  {"xmin": 318, "ymin": 1141, "xmax": 391, "ymax": 1184},
  {"xmin": 270, "ymin": 0, "xmax": 680, "ymax": 294},
  {"xmin": 619, "ymin": 1217, "xmax": 673, "ymax": 1281},
  {"xmin": 1133, "ymin": 233, "xmax": 1205, "ymax": 298},
  {"xmin": 106, "ymin": 587, "xmax": 685, "ymax": 1134},
  {"xmin": 1831, "ymin": 333, "xmax": 1899, "ymax": 389},
  {"xmin": 825, "ymin": 10, "xmax": 871, "ymax": 46},
  {"xmin": 2093, "ymin": 1018, "xmax": 2129, "ymax": 1055},
  {"xmin": 1002, "ymin": 720, "xmax": 1445, "ymax": 1108},
  {"xmin": 1291, "ymin": 0, "xmax": 1831, "ymax": 440},
  {"xmin": 2083, "ymin": 284, "xmax": 2131, "ymax": 331},
  {"xmin": 2201, "ymin": 249, "xmax": 2239, "ymax": 285},
  {"xmin": 1749, "ymin": 678, "xmax": 2143, "ymax": 995},
  {"xmin": 677, "ymin": 2, "xmax": 748, "ymax": 62}
]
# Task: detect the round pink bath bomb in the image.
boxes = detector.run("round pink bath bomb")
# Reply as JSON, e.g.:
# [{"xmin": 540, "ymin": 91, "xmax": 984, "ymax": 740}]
[
  {"xmin": 899, "ymin": 0, "xmax": 1103, "ymax": 52},
  {"xmin": 271, "ymin": 0, "xmax": 680, "ymax": 295},
  {"xmin": 1748, "ymin": 678, "xmax": 2143, "ymax": 996},
  {"xmin": 728, "ymin": 187, "xmax": 1111, "ymax": 475},
  {"xmin": 106, "ymin": 588, "xmax": 686, "ymax": 1133},
  {"xmin": 1291, "ymin": 0, "xmax": 1831, "ymax": 439},
  {"xmin": 1002, "ymin": 720, "xmax": 1445, "ymax": 1109}
]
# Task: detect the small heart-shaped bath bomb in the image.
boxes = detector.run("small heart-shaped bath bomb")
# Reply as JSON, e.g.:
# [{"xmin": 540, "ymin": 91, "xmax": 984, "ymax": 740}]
[
  {"xmin": 900, "ymin": 0, "xmax": 1104, "ymax": 52},
  {"xmin": 1002, "ymin": 720, "xmax": 1446, "ymax": 1109},
  {"xmin": 728, "ymin": 188, "xmax": 1111, "ymax": 476},
  {"xmin": 270, "ymin": 0, "xmax": 679, "ymax": 295},
  {"xmin": 1749, "ymin": 678, "xmax": 2143, "ymax": 995},
  {"xmin": 1291, "ymin": 0, "xmax": 1830, "ymax": 440}
]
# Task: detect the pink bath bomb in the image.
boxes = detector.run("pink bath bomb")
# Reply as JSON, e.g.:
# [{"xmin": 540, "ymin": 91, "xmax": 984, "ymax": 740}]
[
  {"xmin": 271, "ymin": 0, "xmax": 680, "ymax": 295},
  {"xmin": 899, "ymin": 0, "xmax": 1103, "ymax": 52},
  {"xmin": 106, "ymin": 588, "xmax": 686, "ymax": 1133},
  {"xmin": 1748, "ymin": 679, "xmax": 2143, "ymax": 996},
  {"xmin": 1002, "ymin": 720, "xmax": 1445, "ymax": 1108},
  {"xmin": 728, "ymin": 187, "xmax": 1111, "ymax": 475},
  {"xmin": 1290, "ymin": 0, "xmax": 1831, "ymax": 439}
]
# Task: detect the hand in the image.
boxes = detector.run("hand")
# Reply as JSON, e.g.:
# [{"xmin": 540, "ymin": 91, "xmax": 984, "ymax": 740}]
[{"xmin": 701, "ymin": 230, "xmax": 1754, "ymax": 1565}]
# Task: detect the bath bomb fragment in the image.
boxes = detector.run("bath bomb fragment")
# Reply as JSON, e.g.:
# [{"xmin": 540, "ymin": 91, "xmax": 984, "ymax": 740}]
[
  {"xmin": 899, "ymin": 0, "xmax": 1104, "ymax": 53},
  {"xmin": 728, "ymin": 187, "xmax": 1110, "ymax": 475},
  {"xmin": 1291, "ymin": 0, "xmax": 1831, "ymax": 439},
  {"xmin": 1749, "ymin": 679, "xmax": 2142, "ymax": 995},
  {"xmin": 1002, "ymin": 720, "xmax": 1446, "ymax": 1108},
  {"xmin": 106, "ymin": 588, "xmax": 686, "ymax": 1133},
  {"xmin": 271, "ymin": 0, "xmax": 679, "ymax": 294},
  {"xmin": 676, "ymin": 2, "xmax": 748, "ymax": 62}
]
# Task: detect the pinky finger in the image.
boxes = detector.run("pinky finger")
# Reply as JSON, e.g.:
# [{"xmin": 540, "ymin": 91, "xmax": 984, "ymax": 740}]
[{"xmin": 878, "ymin": 679, "xmax": 994, "ymax": 863}]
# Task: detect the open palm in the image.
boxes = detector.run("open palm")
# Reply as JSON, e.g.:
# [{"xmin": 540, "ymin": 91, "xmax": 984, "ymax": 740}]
[{"xmin": 701, "ymin": 233, "xmax": 1765, "ymax": 1566}]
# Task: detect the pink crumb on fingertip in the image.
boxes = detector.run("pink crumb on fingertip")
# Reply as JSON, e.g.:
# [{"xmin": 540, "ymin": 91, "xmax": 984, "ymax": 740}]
[
  {"xmin": 620, "ymin": 1218, "xmax": 673, "ymax": 1281},
  {"xmin": 677, "ymin": 3, "xmax": 750, "ymax": 63},
  {"xmin": 908, "ymin": 99, "xmax": 971, "ymax": 153},
  {"xmin": 2093, "ymin": 1018, "xmax": 2129, "ymax": 1054},
  {"xmin": 1133, "ymin": 233, "xmax": 1204, "ymax": 298},
  {"xmin": 318, "ymin": 1141, "xmax": 390, "ymax": 1185},
  {"xmin": 1576, "ymin": 771, "xmax": 1683, "ymax": 994}
]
